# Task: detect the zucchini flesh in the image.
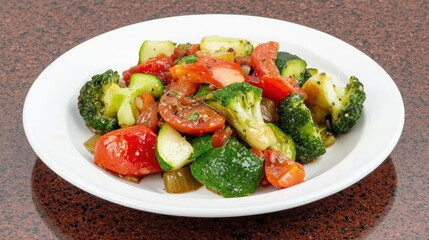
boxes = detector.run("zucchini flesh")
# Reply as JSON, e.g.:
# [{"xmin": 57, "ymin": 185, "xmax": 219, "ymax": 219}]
[
  {"xmin": 128, "ymin": 73, "xmax": 165, "ymax": 99},
  {"xmin": 139, "ymin": 40, "xmax": 176, "ymax": 63},
  {"xmin": 200, "ymin": 35, "xmax": 253, "ymax": 57},
  {"xmin": 281, "ymin": 59, "xmax": 307, "ymax": 80},
  {"xmin": 156, "ymin": 123, "xmax": 194, "ymax": 171}
]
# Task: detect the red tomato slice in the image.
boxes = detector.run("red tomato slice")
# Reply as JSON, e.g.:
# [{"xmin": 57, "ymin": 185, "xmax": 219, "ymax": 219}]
[
  {"xmin": 247, "ymin": 74, "xmax": 307, "ymax": 106},
  {"xmin": 251, "ymin": 41, "xmax": 280, "ymax": 77},
  {"xmin": 170, "ymin": 56, "xmax": 245, "ymax": 88},
  {"xmin": 94, "ymin": 125, "xmax": 162, "ymax": 177},
  {"xmin": 122, "ymin": 54, "xmax": 174, "ymax": 85},
  {"xmin": 264, "ymin": 150, "xmax": 305, "ymax": 188},
  {"xmin": 212, "ymin": 125, "xmax": 233, "ymax": 148},
  {"xmin": 158, "ymin": 81, "xmax": 225, "ymax": 135},
  {"xmin": 248, "ymin": 41, "xmax": 307, "ymax": 105}
]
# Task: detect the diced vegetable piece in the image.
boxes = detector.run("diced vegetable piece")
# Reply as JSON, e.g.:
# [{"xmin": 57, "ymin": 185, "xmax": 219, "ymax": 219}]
[
  {"xmin": 156, "ymin": 123, "xmax": 194, "ymax": 172},
  {"xmin": 200, "ymin": 35, "xmax": 254, "ymax": 57},
  {"xmin": 163, "ymin": 165, "xmax": 202, "ymax": 193},
  {"xmin": 260, "ymin": 97, "xmax": 279, "ymax": 123},
  {"xmin": 194, "ymin": 84, "xmax": 212, "ymax": 98},
  {"xmin": 264, "ymin": 150, "xmax": 305, "ymax": 188},
  {"xmin": 275, "ymin": 51, "xmax": 308, "ymax": 86},
  {"xmin": 170, "ymin": 57, "xmax": 245, "ymax": 87},
  {"xmin": 266, "ymin": 123, "xmax": 296, "ymax": 161},
  {"xmin": 190, "ymin": 138, "xmax": 264, "ymax": 198},
  {"xmin": 188, "ymin": 134, "xmax": 213, "ymax": 160},
  {"xmin": 275, "ymin": 51, "xmax": 302, "ymax": 72},
  {"xmin": 281, "ymin": 59, "xmax": 307, "ymax": 81},
  {"xmin": 176, "ymin": 55, "xmax": 198, "ymax": 65},
  {"xmin": 94, "ymin": 125, "xmax": 162, "ymax": 177},
  {"xmin": 128, "ymin": 73, "xmax": 165, "ymax": 99},
  {"xmin": 196, "ymin": 50, "xmax": 235, "ymax": 62},
  {"xmin": 139, "ymin": 40, "xmax": 176, "ymax": 63},
  {"xmin": 83, "ymin": 134, "xmax": 101, "ymax": 154},
  {"xmin": 123, "ymin": 55, "xmax": 174, "ymax": 85},
  {"xmin": 317, "ymin": 125, "xmax": 336, "ymax": 147}
]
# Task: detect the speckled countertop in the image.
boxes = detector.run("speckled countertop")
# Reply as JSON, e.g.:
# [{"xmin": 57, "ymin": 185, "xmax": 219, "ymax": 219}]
[{"xmin": 1, "ymin": 0, "xmax": 428, "ymax": 239}]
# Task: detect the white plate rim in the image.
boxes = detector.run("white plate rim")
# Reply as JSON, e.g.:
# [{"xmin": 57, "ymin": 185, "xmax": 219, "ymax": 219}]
[{"xmin": 23, "ymin": 14, "xmax": 404, "ymax": 217}]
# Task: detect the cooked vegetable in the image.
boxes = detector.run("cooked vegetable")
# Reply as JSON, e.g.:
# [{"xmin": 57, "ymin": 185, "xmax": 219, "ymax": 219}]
[
  {"xmin": 94, "ymin": 125, "xmax": 162, "ymax": 177},
  {"xmin": 123, "ymin": 55, "xmax": 174, "ymax": 85},
  {"xmin": 170, "ymin": 56, "xmax": 245, "ymax": 88},
  {"xmin": 302, "ymin": 73, "xmax": 366, "ymax": 134},
  {"xmin": 266, "ymin": 123, "xmax": 296, "ymax": 161},
  {"xmin": 248, "ymin": 42, "xmax": 307, "ymax": 105},
  {"xmin": 176, "ymin": 55, "xmax": 198, "ymax": 65},
  {"xmin": 78, "ymin": 35, "xmax": 367, "ymax": 198},
  {"xmin": 212, "ymin": 125, "xmax": 233, "ymax": 148},
  {"xmin": 200, "ymin": 35, "xmax": 254, "ymax": 57},
  {"xmin": 205, "ymin": 82, "xmax": 276, "ymax": 150},
  {"xmin": 190, "ymin": 138, "xmax": 264, "ymax": 198},
  {"xmin": 260, "ymin": 97, "xmax": 279, "ymax": 123},
  {"xmin": 275, "ymin": 51, "xmax": 308, "ymax": 86},
  {"xmin": 194, "ymin": 84, "xmax": 212, "ymax": 98},
  {"xmin": 317, "ymin": 124, "xmax": 336, "ymax": 147},
  {"xmin": 264, "ymin": 150, "xmax": 305, "ymax": 188},
  {"xmin": 135, "ymin": 92, "xmax": 158, "ymax": 131},
  {"xmin": 163, "ymin": 165, "xmax": 202, "ymax": 193},
  {"xmin": 83, "ymin": 134, "xmax": 101, "ymax": 154},
  {"xmin": 104, "ymin": 73, "xmax": 164, "ymax": 128},
  {"xmin": 188, "ymin": 134, "xmax": 214, "ymax": 160},
  {"xmin": 156, "ymin": 123, "xmax": 194, "ymax": 171},
  {"xmin": 278, "ymin": 93, "xmax": 326, "ymax": 163},
  {"xmin": 157, "ymin": 81, "xmax": 225, "ymax": 135},
  {"xmin": 139, "ymin": 40, "xmax": 176, "ymax": 64},
  {"xmin": 77, "ymin": 69, "xmax": 121, "ymax": 134}
]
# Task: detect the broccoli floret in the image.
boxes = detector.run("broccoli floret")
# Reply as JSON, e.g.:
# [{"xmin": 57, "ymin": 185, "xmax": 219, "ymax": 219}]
[
  {"xmin": 302, "ymin": 73, "xmax": 366, "ymax": 134},
  {"xmin": 77, "ymin": 70, "xmax": 120, "ymax": 134},
  {"xmin": 278, "ymin": 93, "xmax": 326, "ymax": 163},
  {"xmin": 205, "ymin": 82, "xmax": 276, "ymax": 150},
  {"xmin": 78, "ymin": 71, "xmax": 164, "ymax": 134}
]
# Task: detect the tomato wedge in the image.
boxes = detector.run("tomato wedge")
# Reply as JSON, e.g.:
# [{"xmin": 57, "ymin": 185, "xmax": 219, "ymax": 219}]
[
  {"xmin": 212, "ymin": 125, "xmax": 233, "ymax": 148},
  {"xmin": 264, "ymin": 150, "xmax": 305, "ymax": 188},
  {"xmin": 158, "ymin": 81, "xmax": 225, "ymax": 135},
  {"xmin": 170, "ymin": 56, "xmax": 245, "ymax": 88},
  {"xmin": 94, "ymin": 125, "xmax": 162, "ymax": 177},
  {"xmin": 248, "ymin": 41, "xmax": 307, "ymax": 105},
  {"xmin": 122, "ymin": 54, "xmax": 174, "ymax": 85},
  {"xmin": 251, "ymin": 41, "xmax": 280, "ymax": 77},
  {"xmin": 247, "ymin": 74, "xmax": 306, "ymax": 106}
]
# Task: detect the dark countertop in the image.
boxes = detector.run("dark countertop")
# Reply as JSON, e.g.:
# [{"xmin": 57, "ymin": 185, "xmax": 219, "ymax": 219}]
[{"xmin": 1, "ymin": 0, "xmax": 428, "ymax": 239}]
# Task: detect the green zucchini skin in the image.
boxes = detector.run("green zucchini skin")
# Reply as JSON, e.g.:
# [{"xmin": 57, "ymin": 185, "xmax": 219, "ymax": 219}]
[{"xmin": 190, "ymin": 138, "xmax": 264, "ymax": 198}]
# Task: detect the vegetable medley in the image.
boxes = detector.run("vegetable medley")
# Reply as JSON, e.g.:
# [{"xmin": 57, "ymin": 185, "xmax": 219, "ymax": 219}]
[{"xmin": 77, "ymin": 36, "xmax": 366, "ymax": 198}]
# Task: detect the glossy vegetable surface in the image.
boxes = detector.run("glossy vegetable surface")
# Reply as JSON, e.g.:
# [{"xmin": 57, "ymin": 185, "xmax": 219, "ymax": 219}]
[{"xmin": 94, "ymin": 125, "xmax": 162, "ymax": 176}]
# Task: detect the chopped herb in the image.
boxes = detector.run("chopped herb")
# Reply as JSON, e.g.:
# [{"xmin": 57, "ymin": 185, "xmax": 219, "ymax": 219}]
[{"xmin": 188, "ymin": 112, "xmax": 199, "ymax": 121}]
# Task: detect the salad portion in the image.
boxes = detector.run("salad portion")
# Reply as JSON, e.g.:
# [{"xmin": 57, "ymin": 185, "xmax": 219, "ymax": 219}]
[{"xmin": 77, "ymin": 35, "xmax": 366, "ymax": 198}]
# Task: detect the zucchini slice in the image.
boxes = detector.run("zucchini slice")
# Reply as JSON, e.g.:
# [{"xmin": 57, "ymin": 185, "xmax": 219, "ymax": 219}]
[
  {"xmin": 139, "ymin": 40, "xmax": 176, "ymax": 63},
  {"xmin": 200, "ymin": 35, "xmax": 253, "ymax": 57},
  {"xmin": 156, "ymin": 123, "xmax": 194, "ymax": 171},
  {"xmin": 128, "ymin": 73, "xmax": 165, "ymax": 99}
]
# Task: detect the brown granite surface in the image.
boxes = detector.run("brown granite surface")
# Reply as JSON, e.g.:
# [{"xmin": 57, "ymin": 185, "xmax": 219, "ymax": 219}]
[{"xmin": 1, "ymin": 0, "xmax": 428, "ymax": 239}]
